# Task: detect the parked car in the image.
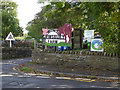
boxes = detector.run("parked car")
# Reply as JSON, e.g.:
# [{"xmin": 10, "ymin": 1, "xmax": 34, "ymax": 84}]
[
  {"xmin": 94, "ymin": 36, "xmax": 101, "ymax": 39},
  {"xmin": 83, "ymin": 36, "xmax": 102, "ymax": 44},
  {"xmin": 0, "ymin": 40, "xmax": 5, "ymax": 44}
]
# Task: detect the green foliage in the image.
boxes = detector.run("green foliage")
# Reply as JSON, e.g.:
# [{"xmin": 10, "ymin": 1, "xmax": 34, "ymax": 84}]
[
  {"xmin": 21, "ymin": 67, "xmax": 34, "ymax": 73},
  {"xmin": 26, "ymin": 19, "xmax": 43, "ymax": 43},
  {"xmin": 2, "ymin": 1, "xmax": 23, "ymax": 39},
  {"xmin": 27, "ymin": 1, "xmax": 120, "ymax": 54},
  {"xmin": 84, "ymin": 2, "xmax": 119, "ymax": 54}
]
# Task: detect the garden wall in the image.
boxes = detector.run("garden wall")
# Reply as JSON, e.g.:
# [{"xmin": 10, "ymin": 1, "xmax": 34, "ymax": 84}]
[
  {"xmin": 32, "ymin": 50, "xmax": 119, "ymax": 72},
  {"xmin": 2, "ymin": 47, "xmax": 32, "ymax": 60}
]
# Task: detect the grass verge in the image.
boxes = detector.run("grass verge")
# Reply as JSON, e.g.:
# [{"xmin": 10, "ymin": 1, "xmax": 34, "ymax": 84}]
[{"xmin": 20, "ymin": 66, "xmax": 35, "ymax": 73}]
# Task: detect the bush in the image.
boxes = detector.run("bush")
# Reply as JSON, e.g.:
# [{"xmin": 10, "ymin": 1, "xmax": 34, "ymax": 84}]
[{"xmin": 2, "ymin": 40, "xmax": 32, "ymax": 48}]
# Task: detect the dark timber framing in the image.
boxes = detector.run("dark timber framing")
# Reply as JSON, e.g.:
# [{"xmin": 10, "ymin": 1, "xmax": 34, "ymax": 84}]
[{"xmin": 73, "ymin": 28, "xmax": 83, "ymax": 50}]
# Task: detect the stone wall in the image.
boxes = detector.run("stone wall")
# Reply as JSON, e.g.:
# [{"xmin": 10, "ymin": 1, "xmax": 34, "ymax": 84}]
[
  {"xmin": 32, "ymin": 50, "xmax": 119, "ymax": 72},
  {"xmin": 2, "ymin": 47, "xmax": 32, "ymax": 60}
]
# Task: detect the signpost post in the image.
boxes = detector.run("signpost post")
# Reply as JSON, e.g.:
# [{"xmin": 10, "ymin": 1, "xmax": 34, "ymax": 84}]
[
  {"xmin": 5, "ymin": 32, "xmax": 15, "ymax": 48},
  {"xmin": 10, "ymin": 40, "xmax": 12, "ymax": 48}
]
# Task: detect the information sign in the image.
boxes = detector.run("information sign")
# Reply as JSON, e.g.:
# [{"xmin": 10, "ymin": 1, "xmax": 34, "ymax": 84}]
[
  {"xmin": 5, "ymin": 32, "xmax": 15, "ymax": 47},
  {"xmin": 91, "ymin": 39, "xmax": 104, "ymax": 52},
  {"xmin": 84, "ymin": 30, "xmax": 94, "ymax": 42}
]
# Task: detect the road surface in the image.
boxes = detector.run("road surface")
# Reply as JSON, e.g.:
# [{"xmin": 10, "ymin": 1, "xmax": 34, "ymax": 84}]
[{"xmin": 1, "ymin": 57, "xmax": 119, "ymax": 88}]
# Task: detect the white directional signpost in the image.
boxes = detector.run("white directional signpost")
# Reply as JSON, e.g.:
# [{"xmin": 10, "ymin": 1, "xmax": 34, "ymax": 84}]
[{"xmin": 5, "ymin": 32, "xmax": 15, "ymax": 48}]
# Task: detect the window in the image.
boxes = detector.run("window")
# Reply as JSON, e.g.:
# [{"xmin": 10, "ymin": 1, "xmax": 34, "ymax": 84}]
[{"xmin": 55, "ymin": 41, "xmax": 57, "ymax": 43}]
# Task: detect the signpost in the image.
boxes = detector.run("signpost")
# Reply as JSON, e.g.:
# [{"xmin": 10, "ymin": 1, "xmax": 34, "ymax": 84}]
[{"xmin": 5, "ymin": 32, "xmax": 15, "ymax": 48}]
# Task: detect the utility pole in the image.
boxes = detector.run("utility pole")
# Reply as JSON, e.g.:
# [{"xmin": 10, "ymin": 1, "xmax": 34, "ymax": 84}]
[
  {"xmin": 32, "ymin": 38, "xmax": 37, "ymax": 50},
  {"xmin": 34, "ymin": 39, "xmax": 37, "ymax": 50}
]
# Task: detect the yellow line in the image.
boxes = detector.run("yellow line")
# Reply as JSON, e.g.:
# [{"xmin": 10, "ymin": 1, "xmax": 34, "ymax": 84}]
[
  {"xmin": 64, "ymin": 77, "xmax": 72, "ymax": 80},
  {"xmin": 13, "ymin": 67, "xmax": 17, "ymax": 71},
  {"xmin": 91, "ymin": 80, "xmax": 96, "ymax": 82},
  {"xmin": 75, "ymin": 79, "xmax": 96, "ymax": 82},
  {"xmin": 12, "ymin": 67, "xmax": 96, "ymax": 82}
]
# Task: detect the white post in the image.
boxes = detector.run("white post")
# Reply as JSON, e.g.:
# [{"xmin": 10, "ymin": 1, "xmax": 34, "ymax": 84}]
[
  {"xmin": 45, "ymin": 46, "xmax": 47, "ymax": 49},
  {"xmin": 34, "ymin": 39, "xmax": 36, "ymax": 49},
  {"xmin": 10, "ymin": 40, "xmax": 12, "ymax": 48}
]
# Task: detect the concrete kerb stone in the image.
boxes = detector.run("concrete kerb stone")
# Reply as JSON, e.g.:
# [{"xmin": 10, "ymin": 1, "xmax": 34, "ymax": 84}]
[
  {"xmin": 16, "ymin": 65, "xmax": 118, "ymax": 81},
  {"xmin": 37, "ymin": 70, "xmax": 118, "ymax": 81}
]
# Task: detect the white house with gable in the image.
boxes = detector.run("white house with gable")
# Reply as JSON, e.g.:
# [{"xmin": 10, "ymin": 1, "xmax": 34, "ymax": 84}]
[{"xmin": 44, "ymin": 29, "xmax": 65, "ymax": 44}]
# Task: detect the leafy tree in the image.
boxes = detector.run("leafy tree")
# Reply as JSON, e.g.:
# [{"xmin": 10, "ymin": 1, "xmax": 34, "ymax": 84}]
[
  {"xmin": 82, "ymin": 2, "xmax": 120, "ymax": 54},
  {"xmin": 26, "ymin": 19, "xmax": 43, "ymax": 43},
  {"xmin": 2, "ymin": 1, "xmax": 23, "ymax": 39},
  {"xmin": 27, "ymin": 1, "xmax": 120, "ymax": 54}
]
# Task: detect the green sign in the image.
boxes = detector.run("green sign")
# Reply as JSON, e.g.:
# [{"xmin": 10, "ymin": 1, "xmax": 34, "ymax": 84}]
[
  {"xmin": 45, "ymin": 42, "xmax": 72, "ymax": 47},
  {"xmin": 91, "ymin": 39, "xmax": 103, "ymax": 52}
]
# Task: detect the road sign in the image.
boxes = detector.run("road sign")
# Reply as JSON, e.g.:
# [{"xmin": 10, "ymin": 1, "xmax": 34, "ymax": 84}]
[
  {"xmin": 5, "ymin": 32, "xmax": 15, "ymax": 41},
  {"xmin": 5, "ymin": 32, "xmax": 15, "ymax": 47},
  {"xmin": 91, "ymin": 39, "xmax": 104, "ymax": 52},
  {"xmin": 84, "ymin": 30, "xmax": 94, "ymax": 42}
]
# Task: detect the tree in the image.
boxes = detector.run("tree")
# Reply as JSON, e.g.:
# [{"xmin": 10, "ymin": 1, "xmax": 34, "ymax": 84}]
[
  {"xmin": 26, "ymin": 19, "xmax": 43, "ymax": 43},
  {"xmin": 82, "ymin": 2, "xmax": 119, "ymax": 54},
  {"xmin": 2, "ymin": 1, "xmax": 23, "ymax": 39},
  {"xmin": 27, "ymin": 1, "xmax": 120, "ymax": 54}
]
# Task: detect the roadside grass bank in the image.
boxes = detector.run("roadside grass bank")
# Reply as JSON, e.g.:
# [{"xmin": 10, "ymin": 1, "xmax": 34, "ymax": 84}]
[{"xmin": 21, "ymin": 67, "xmax": 35, "ymax": 73}]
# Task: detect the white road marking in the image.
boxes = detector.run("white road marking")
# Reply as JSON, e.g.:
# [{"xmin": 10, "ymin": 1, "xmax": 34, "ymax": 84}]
[
  {"xmin": 36, "ymin": 76, "xmax": 50, "ymax": 79},
  {"xmin": 56, "ymin": 77, "xmax": 72, "ymax": 80},
  {"xmin": 17, "ymin": 75, "xmax": 31, "ymax": 78},
  {"xmin": 0, "ymin": 74, "xmax": 13, "ymax": 77}
]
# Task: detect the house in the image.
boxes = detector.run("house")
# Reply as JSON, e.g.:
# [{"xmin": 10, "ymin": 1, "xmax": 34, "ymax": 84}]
[{"xmin": 44, "ymin": 29, "xmax": 65, "ymax": 44}]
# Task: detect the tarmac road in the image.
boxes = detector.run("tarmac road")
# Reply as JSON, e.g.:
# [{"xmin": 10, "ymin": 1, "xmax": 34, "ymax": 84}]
[{"xmin": 1, "ymin": 57, "xmax": 119, "ymax": 88}]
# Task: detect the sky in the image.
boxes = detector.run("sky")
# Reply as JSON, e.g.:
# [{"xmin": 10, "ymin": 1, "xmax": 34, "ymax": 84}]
[{"xmin": 12, "ymin": 0, "xmax": 48, "ymax": 34}]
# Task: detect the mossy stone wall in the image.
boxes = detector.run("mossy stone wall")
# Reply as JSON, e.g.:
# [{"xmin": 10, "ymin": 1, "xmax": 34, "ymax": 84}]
[
  {"xmin": 2, "ymin": 47, "xmax": 32, "ymax": 60},
  {"xmin": 32, "ymin": 50, "xmax": 119, "ymax": 72}
]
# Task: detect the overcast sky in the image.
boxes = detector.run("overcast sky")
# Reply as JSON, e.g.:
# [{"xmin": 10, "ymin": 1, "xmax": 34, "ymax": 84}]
[{"xmin": 12, "ymin": 0, "xmax": 48, "ymax": 34}]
